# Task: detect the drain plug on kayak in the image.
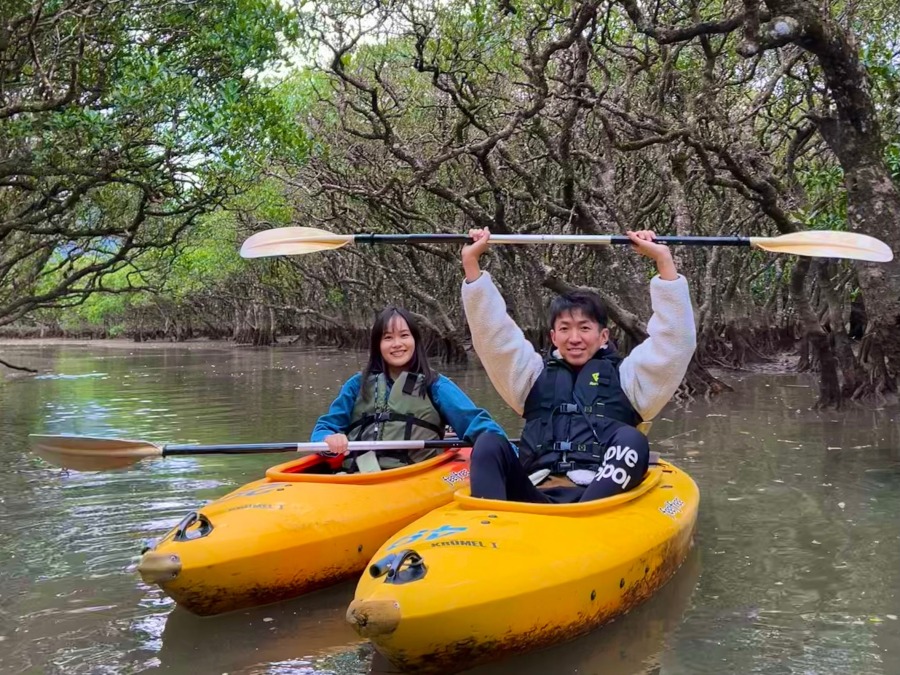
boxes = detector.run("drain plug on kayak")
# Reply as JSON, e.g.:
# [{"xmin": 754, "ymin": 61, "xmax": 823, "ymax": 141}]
[{"xmin": 138, "ymin": 552, "xmax": 182, "ymax": 584}]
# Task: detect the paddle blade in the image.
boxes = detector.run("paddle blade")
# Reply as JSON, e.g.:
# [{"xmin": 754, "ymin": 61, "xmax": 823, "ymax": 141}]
[
  {"xmin": 750, "ymin": 231, "xmax": 893, "ymax": 262},
  {"xmin": 240, "ymin": 227, "xmax": 354, "ymax": 258},
  {"xmin": 30, "ymin": 435, "xmax": 163, "ymax": 471}
]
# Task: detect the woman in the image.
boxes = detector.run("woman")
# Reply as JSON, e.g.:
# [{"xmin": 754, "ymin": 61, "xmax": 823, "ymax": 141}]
[{"xmin": 311, "ymin": 306, "xmax": 507, "ymax": 471}]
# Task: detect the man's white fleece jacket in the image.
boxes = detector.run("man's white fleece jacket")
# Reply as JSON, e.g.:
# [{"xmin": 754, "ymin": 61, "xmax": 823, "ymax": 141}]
[{"xmin": 461, "ymin": 272, "xmax": 698, "ymax": 422}]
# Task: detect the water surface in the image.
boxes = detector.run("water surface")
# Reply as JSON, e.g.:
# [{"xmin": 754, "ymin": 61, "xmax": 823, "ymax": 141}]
[{"xmin": 0, "ymin": 343, "xmax": 898, "ymax": 674}]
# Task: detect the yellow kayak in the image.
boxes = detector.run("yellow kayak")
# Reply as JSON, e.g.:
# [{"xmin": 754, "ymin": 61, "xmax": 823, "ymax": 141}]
[
  {"xmin": 347, "ymin": 459, "xmax": 698, "ymax": 673},
  {"xmin": 138, "ymin": 449, "xmax": 472, "ymax": 616}
]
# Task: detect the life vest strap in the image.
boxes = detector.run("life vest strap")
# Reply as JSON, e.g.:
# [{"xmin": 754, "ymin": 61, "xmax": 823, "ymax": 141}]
[
  {"xmin": 346, "ymin": 412, "xmax": 444, "ymax": 438},
  {"xmin": 553, "ymin": 403, "xmax": 617, "ymax": 415},
  {"xmin": 535, "ymin": 441, "xmax": 606, "ymax": 457}
]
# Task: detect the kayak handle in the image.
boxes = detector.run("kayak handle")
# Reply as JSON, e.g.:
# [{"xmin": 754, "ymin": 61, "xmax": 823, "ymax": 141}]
[
  {"xmin": 369, "ymin": 549, "xmax": 428, "ymax": 584},
  {"xmin": 172, "ymin": 511, "xmax": 214, "ymax": 542},
  {"xmin": 386, "ymin": 549, "xmax": 427, "ymax": 585},
  {"xmin": 369, "ymin": 552, "xmax": 399, "ymax": 578}
]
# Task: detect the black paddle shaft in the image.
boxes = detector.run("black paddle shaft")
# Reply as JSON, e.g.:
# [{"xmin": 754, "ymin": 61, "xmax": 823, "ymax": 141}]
[
  {"xmin": 162, "ymin": 442, "xmax": 316, "ymax": 457},
  {"xmin": 158, "ymin": 438, "xmax": 506, "ymax": 457},
  {"xmin": 352, "ymin": 233, "xmax": 751, "ymax": 247},
  {"xmin": 608, "ymin": 236, "xmax": 750, "ymax": 246}
]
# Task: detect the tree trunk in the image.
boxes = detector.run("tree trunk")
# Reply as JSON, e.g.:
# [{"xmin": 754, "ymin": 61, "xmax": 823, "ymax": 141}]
[
  {"xmin": 815, "ymin": 261, "xmax": 864, "ymax": 398},
  {"xmin": 790, "ymin": 258, "xmax": 841, "ymax": 408},
  {"xmin": 763, "ymin": 0, "xmax": 900, "ymax": 399}
]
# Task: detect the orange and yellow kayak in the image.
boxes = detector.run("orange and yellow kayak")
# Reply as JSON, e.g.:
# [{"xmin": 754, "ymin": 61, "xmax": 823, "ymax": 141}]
[
  {"xmin": 138, "ymin": 449, "xmax": 471, "ymax": 616},
  {"xmin": 347, "ymin": 459, "xmax": 698, "ymax": 673}
]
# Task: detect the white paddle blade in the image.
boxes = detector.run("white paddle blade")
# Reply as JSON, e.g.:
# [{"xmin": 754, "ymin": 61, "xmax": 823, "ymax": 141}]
[
  {"xmin": 240, "ymin": 227, "xmax": 354, "ymax": 259},
  {"xmin": 750, "ymin": 231, "xmax": 893, "ymax": 262},
  {"xmin": 30, "ymin": 435, "xmax": 162, "ymax": 471}
]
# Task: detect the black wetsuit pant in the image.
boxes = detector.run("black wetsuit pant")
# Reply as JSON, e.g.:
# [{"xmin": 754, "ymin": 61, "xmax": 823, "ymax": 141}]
[{"xmin": 470, "ymin": 429, "xmax": 649, "ymax": 503}]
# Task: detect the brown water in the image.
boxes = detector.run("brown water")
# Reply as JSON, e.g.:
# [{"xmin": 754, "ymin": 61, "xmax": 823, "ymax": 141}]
[{"xmin": 1, "ymin": 343, "xmax": 898, "ymax": 675}]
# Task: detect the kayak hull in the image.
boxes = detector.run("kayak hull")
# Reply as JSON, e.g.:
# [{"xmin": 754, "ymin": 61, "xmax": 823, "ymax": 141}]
[
  {"xmin": 347, "ymin": 459, "xmax": 698, "ymax": 673},
  {"xmin": 139, "ymin": 449, "xmax": 471, "ymax": 616}
]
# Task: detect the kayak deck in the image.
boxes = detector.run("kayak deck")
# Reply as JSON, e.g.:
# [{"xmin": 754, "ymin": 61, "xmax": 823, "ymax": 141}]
[
  {"xmin": 138, "ymin": 449, "xmax": 471, "ymax": 615},
  {"xmin": 348, "ymin": 460, "xmax": 699, "ymax": 673}
]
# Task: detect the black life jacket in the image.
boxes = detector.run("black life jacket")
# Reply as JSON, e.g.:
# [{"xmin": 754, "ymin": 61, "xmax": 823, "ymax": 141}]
[
  {"xmin": 346, "ymin": 372, "xmax": 445, "ymax": 468},
  {"xmin": 520, "ymin": 346, "xmax": 641, "ymax": 473}
]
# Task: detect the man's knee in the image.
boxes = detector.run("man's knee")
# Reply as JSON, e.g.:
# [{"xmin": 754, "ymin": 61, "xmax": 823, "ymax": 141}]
[
  {"xmin": 596, "ymin": 428, "xmax": 649, "ymax": 488},
  {"xmin": 472, "ymin": 432, "xmax": 509, "ymax": 463},
  {"xmin": 605, "ymin": 427, "xmax": 649, "ymax": 459}
]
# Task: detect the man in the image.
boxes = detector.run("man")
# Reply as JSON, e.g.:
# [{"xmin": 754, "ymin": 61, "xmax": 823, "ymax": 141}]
[{"xmin": 461, "ymin": 228, "xmax": 696, "ymax": 503}]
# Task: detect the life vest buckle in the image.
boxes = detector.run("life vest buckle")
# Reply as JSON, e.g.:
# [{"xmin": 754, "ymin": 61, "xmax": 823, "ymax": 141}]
[
  {"xmin": 552, "ymin": 459, "xmax": 601, "ymax": 474},
  {"xmin": 557, "ymin": 403, "xmax": 579, "ymax": 414},
  {"xmin": 552, "ymin": 441, "xmax": 573, "ymax": 452}
]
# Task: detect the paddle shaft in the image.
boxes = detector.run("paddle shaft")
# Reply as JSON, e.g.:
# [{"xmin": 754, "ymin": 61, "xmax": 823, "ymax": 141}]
[
  {"xmin": 157, "ymin": 438, "xmax": 518, "ymax": 457},
  {"xmin": 352, "ymin": 233, "xmax": 750, "ymax": 246}
]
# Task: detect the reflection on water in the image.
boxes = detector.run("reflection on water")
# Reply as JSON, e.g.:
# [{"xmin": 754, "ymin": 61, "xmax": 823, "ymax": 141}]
[
  {"xmin": 154, "ymin": 582, "xmax": 364, "ymax": 674},
  {"xmin": 1, "ymin": 343, "xmax": 898, "ymax": 674}
]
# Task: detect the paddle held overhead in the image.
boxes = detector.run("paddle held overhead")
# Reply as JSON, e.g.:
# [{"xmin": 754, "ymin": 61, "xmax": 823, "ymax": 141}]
[{"xmin": 239, "ymin": 226, "xmax": 892, "ymax": 263}]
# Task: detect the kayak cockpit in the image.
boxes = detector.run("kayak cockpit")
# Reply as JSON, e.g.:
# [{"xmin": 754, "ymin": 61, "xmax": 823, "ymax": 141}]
[
  {"xmin": 452, "ymin": 462, "xmax": 668, "ymax": 514},
  {"xmin": 265, "ymin": 448, "xmax": 467, "ymax": 484}
]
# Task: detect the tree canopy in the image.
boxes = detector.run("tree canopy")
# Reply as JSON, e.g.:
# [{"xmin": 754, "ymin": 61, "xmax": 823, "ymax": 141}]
[
  {"xmin": 4, "ymin": 0, "xmax": 899, "ymax": 406},
  {"xmin": 1, "ymin": 0, "xmax": 306, "ymax": 324}
]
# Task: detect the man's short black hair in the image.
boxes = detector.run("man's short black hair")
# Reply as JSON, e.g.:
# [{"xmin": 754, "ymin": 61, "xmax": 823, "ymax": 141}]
[{"xmin": 549, "ymin": 290, "xmax": 608, "ymax": 329}]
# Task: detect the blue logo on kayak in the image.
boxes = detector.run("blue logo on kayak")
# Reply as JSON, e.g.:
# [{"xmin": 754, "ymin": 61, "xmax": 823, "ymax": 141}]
[{"xmin": 387, "ymin": 525, "xmax": 468, "ymax": 550}]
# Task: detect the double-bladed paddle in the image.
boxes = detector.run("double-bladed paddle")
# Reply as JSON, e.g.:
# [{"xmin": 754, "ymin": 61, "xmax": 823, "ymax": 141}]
[
  {"xmin": 29, "ymin": 435, "xmax": 484, "ymax": 472},
  {"xmin": 239, "ymin": 226, "xmax": 893, "ymax": 262}
]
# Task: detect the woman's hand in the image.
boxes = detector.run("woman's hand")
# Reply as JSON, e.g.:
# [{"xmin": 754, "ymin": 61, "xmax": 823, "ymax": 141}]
[{"xmin": 321, "ymin": 433, "xmax": 349, "ymax": 457}]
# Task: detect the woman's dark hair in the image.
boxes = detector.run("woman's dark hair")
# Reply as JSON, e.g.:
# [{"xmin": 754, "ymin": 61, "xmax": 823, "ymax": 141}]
[
  {"xmin": 360, "ymin": 306, "xmax": 438, "ymax": 398},
  {"xmin": 548, "ymin": 290, "xmax": 608, "ymax": 329}
]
